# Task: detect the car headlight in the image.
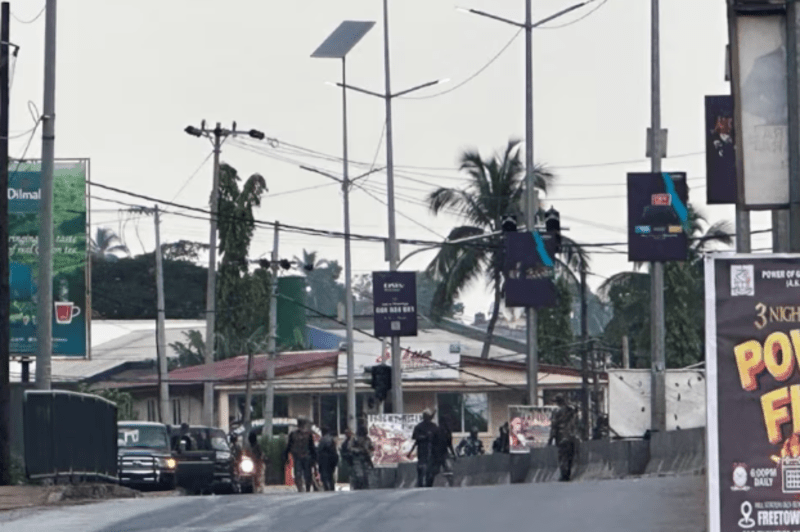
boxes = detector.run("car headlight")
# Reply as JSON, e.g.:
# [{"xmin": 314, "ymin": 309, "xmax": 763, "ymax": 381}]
[
  {"xmin": 158, "ymin": 458, "xmax": 176, "ymax": 469},
  {"xmin": 216, "ymin": 451, "xmax": 231, "ymax": 461},
  {"xmin": 240, "ymin": 457, "xmax": 254, "ymax": 474}
]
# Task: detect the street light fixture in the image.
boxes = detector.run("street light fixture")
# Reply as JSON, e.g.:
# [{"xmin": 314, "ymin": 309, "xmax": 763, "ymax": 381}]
[
  {"xmin": 183, "ymin": 120, "xmax": 267, "ymax": 427},
  {"xmin": 311, "ymin": 19, "xmax": 375, "ymax": 433},
  {"xmin": 457, "ymin": 0, "xmax": 590, "ymax": 407}
]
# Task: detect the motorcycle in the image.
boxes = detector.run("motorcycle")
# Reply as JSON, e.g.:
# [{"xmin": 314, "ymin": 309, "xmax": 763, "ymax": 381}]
[{"xmin": 236, "ymin": 451, "xmax": 257, "ymax": 494}]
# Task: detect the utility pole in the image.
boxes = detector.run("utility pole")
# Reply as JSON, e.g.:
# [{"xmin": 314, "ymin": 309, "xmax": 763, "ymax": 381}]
[
  {"xmin": 184, "ymin": 121, "xmax": 265, "ymax": 426},
  {"xmin": 579, "ymin": 268, "xmax": 590, "ymax": 440},
  {"xmin": 0, "ymin": 1, "xmax": 11, "ymax": 486},
  {"xmin": 591, "ymin": 340, "xmax": 601, "ymax": 434},
  {"xmin": 243, "ymin": 342, "xmax": 254, "ymax": 434},
  {"xmin": 263, "ymin": 222, "xmax": 279, "ymax": 439},
  {"xmin": 153, "ymin": 205, "xmax": 170, "ymax": 425},
  {"xmin": 382, "ymin": 0, "xmax": 403, "ymax": 415},
  {"xmin": 523, "ymin": 0, "xmax": 539, "ymax": 407},
  {"xmin": 622, "ymin": 335, "xmax": 630, "ymax": 369},
  {"xmin": 649, "ymin": 0, "xmax": 667, "ymax": 433},
  {"xmin": 36, "ymin": 0, "xmax": 56, "ymax": 390}
]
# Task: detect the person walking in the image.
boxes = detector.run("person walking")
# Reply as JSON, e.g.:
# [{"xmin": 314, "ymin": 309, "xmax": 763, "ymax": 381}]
[
  {"xmin": 492, "ymin": 422, "xmax": 510, "ymax": 454},
  {"xmin": 435, "ymin": 416, "xmax": 457, "ymax": 487},
  {"xmin": 407, "ymin": 409, "xmax": 439, "ymax": 488},
  {"xmin": 457, "ymin": 426, "xmax": 485, "ymax": 457},
  {"xmin": 248, "ymin": 430, "xmax": 264, "ymax": 493},
  {"xmin": 349, "ymin": 426, "xmax": 374, "ymax": 491},
  {"xmin": 283, "ymin": 418, "xmax": 317, "ymax": 492},
  {"xmin": 548, "ymin": 394, "xmax": 580, "ymax": 481},
  {"xmin": 317, "ymin": 426, "xmax": 339, "ymax": 491}
]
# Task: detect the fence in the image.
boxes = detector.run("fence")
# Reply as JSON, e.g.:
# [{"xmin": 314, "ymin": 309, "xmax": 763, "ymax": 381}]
[{"xmin": 24, "ymin": 390, "xmax": 118, "ymax": 482}]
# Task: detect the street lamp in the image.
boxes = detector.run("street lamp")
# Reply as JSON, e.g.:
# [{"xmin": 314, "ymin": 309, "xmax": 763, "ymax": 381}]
[
  {"xmin": 334, "ymin": 1, "xmax": 448, "ymax": 414},
  {"xmin": 312, "ymin": 20, "xmax": 375, "ymax": 433},
  {"xmin": 183, "ymin": 120, "xmax": 266, "ymax": 427},
  {"xmin": 457, "ymin": 0, "xmax": 590, "ymax": 407}
]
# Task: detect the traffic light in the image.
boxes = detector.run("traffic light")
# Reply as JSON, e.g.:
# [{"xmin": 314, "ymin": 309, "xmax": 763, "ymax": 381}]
[
  {"xmin": 544, "ymin": 206, "xmax": 562, "ymax": 253},
  {"xmin": 501, "ymin": 214, "xmax": 518, "ymax": 232},
  {"xmin": 370, "ymin": 365, "xmax": 392, "ymax": 402}
]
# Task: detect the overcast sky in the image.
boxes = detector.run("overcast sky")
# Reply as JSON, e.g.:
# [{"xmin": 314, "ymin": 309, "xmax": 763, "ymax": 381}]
[{"xmin": 7, "ymin": 0, "xmax": 773, "ymax": 321}]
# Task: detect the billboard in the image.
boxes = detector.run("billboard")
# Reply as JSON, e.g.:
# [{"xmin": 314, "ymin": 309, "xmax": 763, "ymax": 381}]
[
  {"xmin": 367, "ymin": 414, "xmax": 422, "ymax": 466},
  {"xmin": 627, "ymin": 172, "xmax": 689, "ymax": 263},
  {"xmin": 8, "ymin": 160, "xmax": 88, "ymax": 357},
  {"xmin": 733, "ymin": 14, "xmax": 789, "ymax": 208},
  {"xmin": 705, "ymin": 95, "xmax": 738, "ymax": 205},
  {"xmin": 508, "ymin": 405, "xmax": 556, "ymax": 453},
  {"xmin": 705, "ymin": 254, "xmax": 800, "ymax": 531},
  {"xmin": 337, "ymin": 346, "xmax": 460, "ymax": 380},
  {"xmin": 503, "ymin": 231, "xmax": 557, "ymax": 308},
  {"xmin": 372, "ymin": 271, "xmax": 417, "ymax": 337}
]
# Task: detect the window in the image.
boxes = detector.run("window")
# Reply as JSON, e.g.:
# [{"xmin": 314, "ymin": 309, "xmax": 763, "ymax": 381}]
[
  {"xmin": 146, "ymin": 400, "xmax": 157, "ymax": 422},
  {"xmin": 311, "ymin": 393, "xmax": 371, "ymax": 435},
  {"xmin": 172, "ymin": 399, "xmax": 182, "ymax": 425},
  {"xmin": 437, "ymin": 393, "xmax": 489, "ymax": 433}
]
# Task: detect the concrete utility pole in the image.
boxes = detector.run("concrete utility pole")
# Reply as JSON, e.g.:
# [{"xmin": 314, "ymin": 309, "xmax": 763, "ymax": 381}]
[
  {"xmin": 36, "ymin": 0, "xmax": 57, "ymax": 390},
  {"xmin": 579, "ymin": 268, "xmax": 590, "ymax": 439},
  {"xmin": 153, "ymin": 205, "xmax": 170, "ymax": 425},
  {"xmin": 649, "ymin": 0, "xmax": 667, "ymax": 433},
  {"xmin": 184, "ymin": 121, "xmax": 265, "ymax": 427},
  {"xmin": 0, "ymin": 1, "xmax": 11, "ymax": 486},
  {"xmin": 622, "ymin": 335, "xmax": 630, "ymax": 369},
  {"xmin": 263, "ymin": 222, "xmax": 279, "ymax": 439}
]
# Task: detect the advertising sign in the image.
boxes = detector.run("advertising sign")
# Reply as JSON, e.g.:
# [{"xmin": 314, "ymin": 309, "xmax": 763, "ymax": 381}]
[
  {"xmin": 367, "ymin": 414, "xmax": 422, "ymax": 466},
  {"xmin": 733, "ymin": 14, "xmax": 789, "ymax": 208},
  {"xmin": 8, "ymin": 160, "xmax": 88, "ymax": 357},
  {"xmin": 627, "ymin": 172, "xmax": 689, "ymax": 262},
  {"xmin": 508, "ymin": 405, "xmax": 556, "ymax": 453},
  {"xmin": 706, "ymin": 254, "xmax": 800, "ymax": 532},
  {"xmin": 503, "ymin": 232, "xmax": 557, "ymax": 308},
  {"xmin": 372, "ymin": 271, "xmax": 417, "ymax": 337},
  {"xmin": 705, "ymin": 95, "xmax": 738, "ymax": 205},
  {"xmin": 337, "ymin": 347, "xmax": 459, "ymax": 380}
]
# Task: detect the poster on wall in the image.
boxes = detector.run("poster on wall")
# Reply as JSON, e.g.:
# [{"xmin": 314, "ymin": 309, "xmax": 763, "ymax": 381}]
[
  {"xmin": 705, "ymin": 253, "xmax": 800, "ymax": 532},
  {"xmin": 8, "ymin": 160, "xmax": 88, "ymax": 357},
  {"xmin": 367, "ymin": 414, "xmax": 422, "ymax": 467},
  {"xmin": 705, "ymin": 95, "xmax": 737, "ymax": 205},
  {"xmin": 508, "ymin": 405, "xmax": 556, "ymax": 453}
]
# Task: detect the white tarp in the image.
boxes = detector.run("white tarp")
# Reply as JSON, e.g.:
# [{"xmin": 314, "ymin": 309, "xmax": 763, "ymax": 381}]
[
  {"xmin": 367, "ymin": 414, "xmax": 422, "ymax": 467},
  {"xmin": 608, "ymin": 369, "xmax": 706, "ymax": 438}
]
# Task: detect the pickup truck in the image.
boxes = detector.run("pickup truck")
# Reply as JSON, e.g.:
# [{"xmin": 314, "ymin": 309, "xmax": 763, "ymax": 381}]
[
  {"xmin": 170, "ymin": 425, "xmax": 237, "ymax": 495},
  {"xmin": 117, "ymin": 422, "xmax": 176, "ymax": 491}
]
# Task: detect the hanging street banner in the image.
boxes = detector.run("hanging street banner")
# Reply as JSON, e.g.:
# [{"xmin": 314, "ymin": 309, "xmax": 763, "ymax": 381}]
[
  {"xmin": 367, "ymin": 413, "xmax": 422, "ymax": 466},
  {"xmin": 337, "ymin": 346, "xmax": 460, "ymax": 381},
  {"xmin": 705, "ymin": 95, "xmax": 738, "ymax": 205},
  {"xmin": 8, "ymin": 160, "xmax": 89, "ymax": 357},
  {"xmin": 706, "ymin": 253, "xmax": 800, "ymax": 532},
  {"xmin": 627, "ymin": 172, "xmax": 689, "ymax": 263},
  {"xmin": 503, "ymin": 232, "xmax": 557, "ymax": 308},
  {"xmin": 372, "ymin": 271, "xmax": 418, "ymax": 337},
  {"xmin": 508, "ymin": 405, "xmax": 556, "ymax": 453}
]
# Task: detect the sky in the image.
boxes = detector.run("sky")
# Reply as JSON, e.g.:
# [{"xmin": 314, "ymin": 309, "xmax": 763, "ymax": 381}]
[{"xmin": 7, "ymin": 0, "xmax": 775, "ymax": 322}]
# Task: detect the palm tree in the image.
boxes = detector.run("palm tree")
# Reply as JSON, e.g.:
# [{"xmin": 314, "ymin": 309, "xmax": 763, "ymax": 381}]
[
  {"xmin": 293, "ymin": 249, "xmax": 329, "ymax": 272},
  {"xmin": 90, "ymin": 227, "xmax": 129, "ymax": 260},
  {"xmin": 599, "ymin": 205, "xmax": 732, "ymax": 367},
  {"xmin": 426, "ymin": 138, "xmax": 584, "ymax": 359}
]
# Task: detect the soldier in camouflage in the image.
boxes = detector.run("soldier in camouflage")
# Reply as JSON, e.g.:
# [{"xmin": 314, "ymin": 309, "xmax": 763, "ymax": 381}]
[
  {"xmin": 548, "ymin": 394, "xmax": 579, "ymax": 481},
  {"xmin": 456, "ymin": 426, "xmax": 485, "ymax": 457}
]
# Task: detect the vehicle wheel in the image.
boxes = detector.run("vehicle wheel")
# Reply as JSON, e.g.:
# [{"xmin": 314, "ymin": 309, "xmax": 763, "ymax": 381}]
[{"xmin": 240, "ymin": 483, "xmax": 254, "ymax": 494}]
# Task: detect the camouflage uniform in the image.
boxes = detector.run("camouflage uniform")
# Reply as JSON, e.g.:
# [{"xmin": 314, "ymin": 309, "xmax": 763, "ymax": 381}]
[
  {"xmin": 349, "ymin": 431, "xmax": 374, "ymax": 491},
  {"xmin": 549, "ymin": 397, "xmax": 579, "ymax": 481},
  {"xmin": 456, "ymin": 435, "xmax": 484, "ymax": 457}
]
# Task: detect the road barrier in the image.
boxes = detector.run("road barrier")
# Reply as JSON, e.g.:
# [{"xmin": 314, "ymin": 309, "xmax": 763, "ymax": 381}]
[
  {"xmin": 643, "ymin": 427, "xmax": 705, "ymax": 477},
  {"xmin": 23, "ymin": 390, "xmax": 118, "ymax": 483}
]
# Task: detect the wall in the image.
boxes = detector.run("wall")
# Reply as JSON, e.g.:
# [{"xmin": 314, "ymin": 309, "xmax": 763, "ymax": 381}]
[{"xmin": 130, "ymin": 390, "xmax": 202, "ymax": 426}]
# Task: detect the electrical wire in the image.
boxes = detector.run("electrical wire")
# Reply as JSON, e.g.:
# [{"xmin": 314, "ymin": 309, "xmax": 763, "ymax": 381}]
[
  {"xmin": 170, "ymin": 151, "xmax": 214, "ymax": 202},
  {"xmin": 537, "ymin": 0, "xmax": 610, "ymax": 29},
  {"xmin": 11, "ymin": 4, "xmax": 45, "ymax": 24}
]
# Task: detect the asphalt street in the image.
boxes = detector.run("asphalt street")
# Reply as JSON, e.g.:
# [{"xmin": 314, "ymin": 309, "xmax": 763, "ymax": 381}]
[{"xmin": 0, "ymin": 475, "xmax": 707, "ymax": 532}]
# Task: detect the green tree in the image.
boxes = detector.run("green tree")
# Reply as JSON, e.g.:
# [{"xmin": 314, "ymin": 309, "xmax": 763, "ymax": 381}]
[
  {"xmin": 78, "ymin": 385, "xmax": 137, "ymax": 421},
  {"xmin": 161, "ymin": 240, "xmax": 209, "ymax": 262},
  {"xmin": 425, "ymin": 139, "xmax": 586, "ymax": 358},
  {"xmin": 304, "ymin": 258, "xmax": 344, "ymax": 318},
  {"xmin": 599, "ymin": 205, "xmax": 732, "ymax": 368},
  {"xmin": 168, "ymin": 330, "xmax": 206, "ymax": 370},
  {"xmin": 214, "ymin": 163, "xmax": 270, "ymax": 360},
  {"xmin": 90, "ymin": 227, "xmax": 129, "ymax": 261},
  {"xmin": 537, "ymin": 277, "xmax": 575, "ymax": 365}
]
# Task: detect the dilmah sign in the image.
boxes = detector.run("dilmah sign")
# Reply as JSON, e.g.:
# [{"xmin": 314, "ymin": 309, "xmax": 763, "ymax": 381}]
[{"xmin": 337, "ymin": 346, "xmax": 460, "ymax": 380}]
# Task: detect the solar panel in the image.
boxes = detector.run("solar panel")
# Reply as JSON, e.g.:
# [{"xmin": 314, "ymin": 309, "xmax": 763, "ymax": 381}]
[{"xmin": 311, "ymin": 20, "xmax": 376, "ymax": 59}]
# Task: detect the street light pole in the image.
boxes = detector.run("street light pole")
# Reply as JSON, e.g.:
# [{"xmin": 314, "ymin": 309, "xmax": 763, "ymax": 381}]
[{"xmin": 184, "ymin": 121, "xmax": 266, "ymax": 426}]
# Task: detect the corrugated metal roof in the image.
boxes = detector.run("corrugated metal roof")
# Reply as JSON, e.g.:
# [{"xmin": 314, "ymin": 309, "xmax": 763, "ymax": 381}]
[{"xmin": 164, "ymin": 350, "xmax": 340, "ymax": 383}]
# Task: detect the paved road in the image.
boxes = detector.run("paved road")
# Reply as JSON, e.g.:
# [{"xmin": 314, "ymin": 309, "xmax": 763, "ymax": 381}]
[{"xmin": 0, "ymin": 476, "xmax": 707, "ymax": 532}]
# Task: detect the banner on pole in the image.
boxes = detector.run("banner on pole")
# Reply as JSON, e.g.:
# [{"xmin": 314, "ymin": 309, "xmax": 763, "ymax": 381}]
[
  {"xmin": 508, "ymin": 405, "xmax": 556, "ymax": 453},
  {"xmin": 705, "ymin": 254, "xmax": 800, "ymax": 532},
  {"xmin": 367, "ymin": 413, "xmax": 421, "ymax": 467},
  {"xmin": 8, "ymin": 160, "xmax": 88, "ymax": 357}
]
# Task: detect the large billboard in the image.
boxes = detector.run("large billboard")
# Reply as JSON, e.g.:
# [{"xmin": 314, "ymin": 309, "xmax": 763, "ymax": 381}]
[
  {"xmin": 705, "ymin": 254, "xmax": 800, "ymax": 531},
  {"xmin": 367, "ymin": 414, "xmax": 422, "ymax": 466},
  {"xmin": 8, "ymin": 160, "xmax": 88, "ymax": 357},
  {"xmin": 337, "ymin": 346, "xmax": 460, "ymax": 381},
  {"xmin": 508, "ymin": 405, "xmax": 556, "ymax": 453},
  {"xmin": 705, "ymin": 95, "xmax": 738, "ymax": 205},
  {"xmin": 626, "ymin": 172, "xmax": 689, "ymax": 263},
  {"xmin": 503, "ymin": 231, "xmax": 557, "ymax": 308},
  {"xmin": 733, "ymin": 14, "xmax": 789, "ymax": 208}
]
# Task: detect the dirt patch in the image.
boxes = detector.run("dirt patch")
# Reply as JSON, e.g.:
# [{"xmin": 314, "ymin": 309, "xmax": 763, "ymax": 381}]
[
  {"xmin": 59, "ymin": 483, "xmax": 142, "ymax": 502},
  {"xmin": 0, "ymin": 483, "xmax": 149, "ymax": 512}
]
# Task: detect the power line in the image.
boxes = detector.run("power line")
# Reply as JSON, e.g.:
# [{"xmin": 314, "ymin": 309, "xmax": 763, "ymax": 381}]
[
  {"xmin": 11, "ymin": 4, "xmax": 45, "ymax": 24},
  {"xmin": 169, "ymin": 151, "xmax": 213, "ymax": 202},
  {"xmin": 537, "ymin": 0, "xmax": 610, "ymax": 29}
]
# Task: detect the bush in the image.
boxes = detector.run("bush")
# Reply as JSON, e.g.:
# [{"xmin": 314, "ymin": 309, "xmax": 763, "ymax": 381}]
[
  {"xmin": 259, "ymin": 435, "xmax": 287, "ymax": 485},
  {"xmin": 10, "ymin": 454, "xmax": 26, "ymax": 485}
]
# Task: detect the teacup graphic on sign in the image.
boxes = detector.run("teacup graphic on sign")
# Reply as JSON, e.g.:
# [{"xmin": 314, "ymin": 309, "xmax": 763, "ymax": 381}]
[{"xmin": 54, "ymin": 302, "xmax": 81, "ymax": 325}]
